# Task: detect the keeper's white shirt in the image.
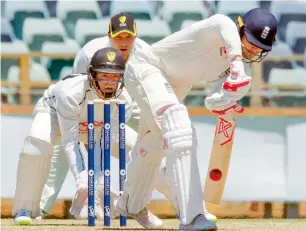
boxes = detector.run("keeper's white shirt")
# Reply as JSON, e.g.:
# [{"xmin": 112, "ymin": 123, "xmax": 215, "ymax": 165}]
[{"xmin": 35, "ymin": 74, "xmax": 133, "ymax": 161}]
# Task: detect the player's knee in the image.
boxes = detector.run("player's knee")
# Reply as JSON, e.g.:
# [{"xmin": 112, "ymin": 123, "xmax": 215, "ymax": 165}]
[
  {"xmin": 156, "ymin": 104, "xmax": 175, "ymax": 116},
  {"xmin": 160, "ymin": 104, "xmax": 196, "ymax": 151},
  {"xmin": 161, "ymin": 103, "xmax": 192, "ymax": 129},
  {"xmin": 22, "ymin": 136, "xmax": 53, "ymax": 157}
]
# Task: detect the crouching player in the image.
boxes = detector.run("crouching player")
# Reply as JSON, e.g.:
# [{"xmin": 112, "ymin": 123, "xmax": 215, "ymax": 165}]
[
  {"xmin": 38, "ymin": 14, "xmax": 147, "ymax": 219},
  {"xmin": 12, "ymin": 48, "xmax": 157, "ymax": 227}
]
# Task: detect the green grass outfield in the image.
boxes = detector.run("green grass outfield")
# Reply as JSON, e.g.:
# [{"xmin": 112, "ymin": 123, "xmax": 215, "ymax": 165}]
[{"xmin": 1, "ymin": 219, "xmax": 306, "ymax": 231}]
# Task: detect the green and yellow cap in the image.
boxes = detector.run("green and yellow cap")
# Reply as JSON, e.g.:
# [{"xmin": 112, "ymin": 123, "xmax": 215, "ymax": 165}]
[{"xmin": 109, "ymin": 12, "xmax": 137, "ymax": 38}]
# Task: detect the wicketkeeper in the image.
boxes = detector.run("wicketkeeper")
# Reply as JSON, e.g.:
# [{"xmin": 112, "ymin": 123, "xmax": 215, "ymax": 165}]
[{"xmin": 13, "ymin": 48, "xmax": 134, "ymax": 225}]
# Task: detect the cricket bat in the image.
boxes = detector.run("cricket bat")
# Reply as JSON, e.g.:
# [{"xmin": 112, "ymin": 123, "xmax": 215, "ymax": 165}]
[{"xmin": 203, "ymin": 110, "xmax": 236, "ymax": 205}]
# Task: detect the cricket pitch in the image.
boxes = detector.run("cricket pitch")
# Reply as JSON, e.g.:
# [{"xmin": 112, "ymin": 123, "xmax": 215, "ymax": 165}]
[{"xmin": 1, "ymin": 218, "xmax": 306, "ymax": 231}]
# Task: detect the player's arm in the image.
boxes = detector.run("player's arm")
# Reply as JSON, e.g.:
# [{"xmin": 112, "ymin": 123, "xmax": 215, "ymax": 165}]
[
  {"xmin": 204, "ymin": 15, "xmax": 251, "ymax": 112},
  {"xmin": 72, "ymin": 49, "xmax": 90, "ymax": 74},
  {"xmin": 210, "ymin": 14, "xmax": 243, "ymax": 60},
  {"xmin": 56, "ymin": 91, "xmax": 84, "ymax": 178},
  {"xmin": 216, "ymin": 14, "xmax": 251, "ymax": 96}
]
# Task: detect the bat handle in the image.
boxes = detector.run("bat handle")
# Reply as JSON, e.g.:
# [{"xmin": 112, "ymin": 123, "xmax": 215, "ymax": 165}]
[{"xmin": 212, "ymin": 104, "xmax": 244, "ymax": 115}]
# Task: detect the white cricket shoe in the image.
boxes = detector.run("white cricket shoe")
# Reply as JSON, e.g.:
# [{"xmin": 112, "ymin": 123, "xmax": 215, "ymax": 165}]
[
  {"xmin": 132, "ymin": 207, "xmax": 164, "ymax": 229},
  {"xmin": 14, "ymin": 209, "xmax": 33, "ymax": 225},
  {"xmin": 203, "ymin": 201, "xmax": 217, "ymax": 223},
  {"xmin": 115, "ymin": 200, "xmax": 163, "ymax": 229},
  {"xmin": 205, "ymin": 211, "xmax": 217, "ymax": 223},
  {"xmin": 173, "ymin": 202, "xmax": 218, "ymax": 223},
  {"xmin": 179, "ymin": 214, "xmax": 217, "ymax": 230}
]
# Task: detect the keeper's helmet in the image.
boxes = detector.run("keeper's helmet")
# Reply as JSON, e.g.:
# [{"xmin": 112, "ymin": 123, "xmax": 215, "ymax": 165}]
[
  {"xmin": 88, "ymin": 47, "xmax": 125, "ymax": 99},
  {"xmin": 237, "ymin": 8, "xmax": 277, "ymax": 62}
]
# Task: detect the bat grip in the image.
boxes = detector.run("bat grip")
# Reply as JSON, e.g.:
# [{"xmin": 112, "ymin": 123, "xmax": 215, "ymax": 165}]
[{"xmin": 212, "ymin": 104, "xmax": 244, "ymax": 115}]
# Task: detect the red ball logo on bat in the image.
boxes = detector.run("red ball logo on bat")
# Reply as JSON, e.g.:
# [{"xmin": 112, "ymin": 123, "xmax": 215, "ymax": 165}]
[{"xmin": 209, "ymin": 169, "xmax": 223, "ymax": 181}]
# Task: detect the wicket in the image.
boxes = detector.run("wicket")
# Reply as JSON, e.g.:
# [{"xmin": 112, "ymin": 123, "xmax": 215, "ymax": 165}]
[{"xmin": 87, "ymin": 99, "xmax": 126, "ymax": 227}]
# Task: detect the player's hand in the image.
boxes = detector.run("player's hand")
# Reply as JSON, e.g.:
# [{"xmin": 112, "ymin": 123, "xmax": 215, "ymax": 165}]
[
  {"xmin": 222, "ymin": 61, "xmax": 252, "ymax": 101},
  {"xmin": 70, "ymin": 171, "xmax": 89, "ymax": 219},
  {"xmin": 205, "ymin": 96, "xmax": 244, "ymax": 115},
  {"xmin": 205, "ymin": 93, "xmax": 235, "ymax": 111}
]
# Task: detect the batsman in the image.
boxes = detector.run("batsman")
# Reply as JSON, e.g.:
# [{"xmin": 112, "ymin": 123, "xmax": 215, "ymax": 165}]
[{"xmin": 115, "ymin": 8, "xmax": 278, "ymax": 230}]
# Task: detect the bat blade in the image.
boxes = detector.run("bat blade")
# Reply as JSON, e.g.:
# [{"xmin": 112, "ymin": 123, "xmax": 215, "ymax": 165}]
[{"xmin": 203, "ymin": 113, "xmax": 236, "ymax": 205}]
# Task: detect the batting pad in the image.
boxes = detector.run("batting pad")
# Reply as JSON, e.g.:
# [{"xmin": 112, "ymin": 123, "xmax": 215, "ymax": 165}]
[
  {"xmin": 153, "ymin": 158, "xmax": 175, "ymax": 206},
  {"xmin": 116, "ymin": 132, "xmax": 164, "ymax": 215},
  {"xmin": 161, "ymin": 104, "xmax": 204, "ymax": 225},
  {"xmin": 13, "ymin": 153, "xmax": 52, "ymax": 217},
  {"xmin": 40, "ymin": 145, "xmax": 69, "ymax": 213}
]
